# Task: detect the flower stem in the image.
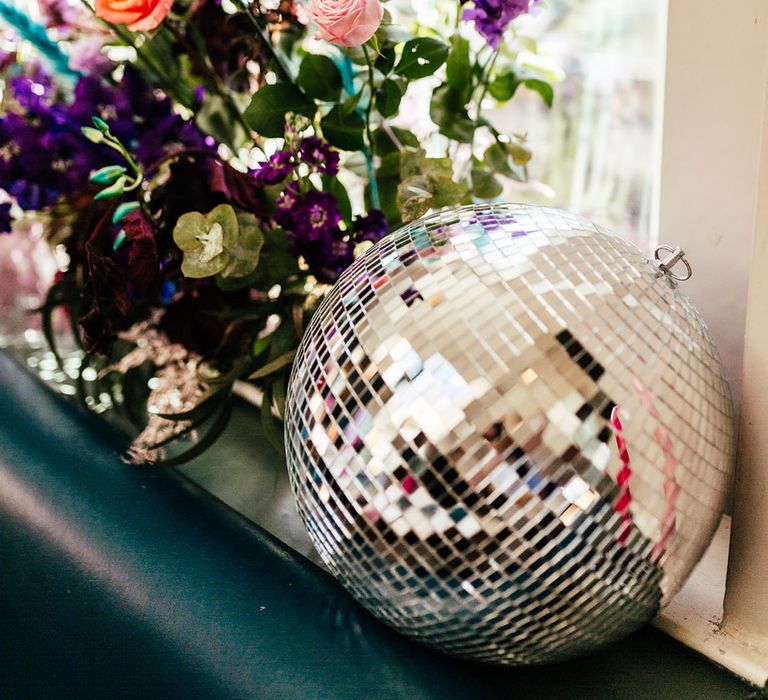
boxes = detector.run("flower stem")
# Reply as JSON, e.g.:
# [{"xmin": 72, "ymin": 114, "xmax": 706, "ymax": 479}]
[{"xmin": 362, "ymin": 43, "xmax": 380, "ymax": 210}]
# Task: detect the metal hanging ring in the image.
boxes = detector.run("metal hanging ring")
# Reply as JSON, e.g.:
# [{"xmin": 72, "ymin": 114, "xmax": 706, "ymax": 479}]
[{"xmin": 654, "ymin": 245, "xmax": 693, "ymax": 282}]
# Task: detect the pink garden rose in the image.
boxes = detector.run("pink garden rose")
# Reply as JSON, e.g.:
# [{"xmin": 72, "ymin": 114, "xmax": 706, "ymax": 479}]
[{"xmin": 308, "ymin": 0, "xmax": 384, "ymax": 48}]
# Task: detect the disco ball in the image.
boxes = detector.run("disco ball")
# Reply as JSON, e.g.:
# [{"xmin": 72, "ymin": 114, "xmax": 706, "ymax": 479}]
[{"xmin": 284, "ymin": 203, "xmax": 734, "ymax": 664}]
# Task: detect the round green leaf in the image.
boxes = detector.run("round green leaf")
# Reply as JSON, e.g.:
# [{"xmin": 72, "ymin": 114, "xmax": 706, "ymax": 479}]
[
  {"xmin": 395, "ymin": 38, "xmax": 449, "ymax": 80},
  {"xmin": 244, "ymin": 83, "xmax": 316, "ymax": 138},
  {"xmin": 298, "ymin": 54, "xmax": 342, "ymax": 102}
]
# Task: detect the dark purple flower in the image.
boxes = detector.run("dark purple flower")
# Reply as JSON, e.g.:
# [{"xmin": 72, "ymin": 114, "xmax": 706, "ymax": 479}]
[
  {"xmin": 254, "ymin": 150, "xmax": 294, "ymax": 185},
  {"xmin": 462, "ymin": 0, "xmax": 535, "ymax": 48},
  {"xmin": 276, "ymin": 188, "xmax": 353, "ymax": 282},
  {"xmin": 0, "ymin": 67, "xmax": 205, "ymax": 212},
  {"xmin": 303, "ymin": 237, "xmax": 355, "ymax": 284},
  {"xmin": 275, "ymin": 181, "xmax": 301, "ymax": 228},
  {"xmin": 352, "ymin": 209, "xmax": 388, "ymax": 243},
  {"xmin": 299, "ymin": 137, "xmax": 340, "ymax": 176},
  {"xmin": 8, "ymin": 65, "xmax": 54, "ymax": 111},
  {"xmin": 291, "ymin": 191, "xmax": 341, "ymax": 241},
  {"xmin": 0, "ymin": 202, "xmax": 12, "ymax": 233}
]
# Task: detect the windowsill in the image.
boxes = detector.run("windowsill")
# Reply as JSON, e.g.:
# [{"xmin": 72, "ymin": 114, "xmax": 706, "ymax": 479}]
[{"xmin": 654, "ymin": 515, "xmax": 768, "ymax": 686}]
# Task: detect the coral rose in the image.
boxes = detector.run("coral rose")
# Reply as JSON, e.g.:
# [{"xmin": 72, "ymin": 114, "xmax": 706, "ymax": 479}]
[
  {"xmin": 308, "ymin": 0, "xmax": 384, "ymax": 48},
  {"xmin": 94, "ymin": 0, "xmax": 173, "ymax": 32}
]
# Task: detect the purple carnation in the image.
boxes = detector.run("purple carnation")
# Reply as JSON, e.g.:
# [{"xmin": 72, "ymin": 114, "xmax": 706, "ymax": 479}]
[
  {"xmin": 462, "ymin": 0, "xmax": 535, "ymax": 48},
  {"xmin": 352, "ymin": 209, "xmax": 388, "ymax": 243},
  {"xmin": 254, "ymin": 150, "xmax": 294, "ymax": 185},
  {"xmin": 0, "ymin": 202, "xmax": 12, "ymax": 233},
  {"xmin": 299, "ymin": 137, "xmax": 340, "ymax": 176}
]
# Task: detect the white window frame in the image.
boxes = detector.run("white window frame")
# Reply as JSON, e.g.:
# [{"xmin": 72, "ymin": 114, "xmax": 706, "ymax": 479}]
[{"xmin": 651, "ymin": 0, "xmax": 768, "ymax": 685}]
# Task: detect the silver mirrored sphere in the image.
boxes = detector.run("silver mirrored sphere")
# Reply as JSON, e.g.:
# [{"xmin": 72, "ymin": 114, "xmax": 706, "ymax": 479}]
[{"xmin": 285, "ymin": 203, "xmax": 734, "ymax": 664}]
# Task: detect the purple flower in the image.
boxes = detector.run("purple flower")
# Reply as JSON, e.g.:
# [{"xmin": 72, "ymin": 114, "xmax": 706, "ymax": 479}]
[
  {"xmin": 254, "ymin": 150, "xmax": 294, "ymax": 185},
  {"xmin": 299, "ymin": 137, "xmax": 340, "ymax": 176},
  {"xmin": 277, "ymin": 188, "xmax": 353, "ymax": 282},
  {"xmin": 291, "ymin": 191, "xmax": 341, "ymax": 241},
  {"xmin": 352, "ymin": 209, "xmax": 388, "ymax": 243},
  {"xmin": 0, "ymin": 202, "xmax": 12, "ymax": 233},
  {"xmin": 462, "ymin": 0, "xmax": 535, "ymax": 48},
  {"xmin": 0, "ymin": 67, "xmax": 204, "ymax": 212}
]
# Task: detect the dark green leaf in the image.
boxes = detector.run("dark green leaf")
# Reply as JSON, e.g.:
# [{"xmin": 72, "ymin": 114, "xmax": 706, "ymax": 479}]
[
  {"xmin": 429, "ymin": 84, "xmax": 476, "ymax": 143},
  {"xmin": 446, "ymin": 35, "xmax": 472, "ymax": 104},
  {"xmin": 152, "ymin": 399, "xmax": 234, "ymax": 467},
  {"xmin": 524, "ymin": 78, "xmax": 554, "ymax": 108},
  {"xmin": 298, "ymin": 54, "xmax": 342, "ymax": 102},
  {"xmin": 377, "ymin": 151, "xmax": 401, "ymax": 178},
  {"xmin": 376, "ymin": 78, "xmax": 403, "ymax": 118},
  {"xmin": 321, "ymin": 105, "xmax": 365, "ymax": 151},
  {"xmin": 483, "ymin": 142, "xmax": 513, "ymax": 176},
  {"xmin": 247, "ymin": 349, "xmax": 296, "ymax": 380},
  {"xmin": 155, "ymin": 386, "xmax": 229, "ymax": 422},
  {"xmin": 244, "ymin": 83, "xmax": 316, "ymax": 138},
  {"xmin": 375, "ymin": 46, "xmax": 397, "ymax": 75},
  {"xmin": 340, "ymin": 90, "xmax": 363, "ymax": 116},
  {"xmin": 322, "ymin": 174, "xmax": 353, "ymax": 222},
  {"xmin": 373, "ymin": 126, "xmax": 418, "ymax": 154},
  {"xmin": 488, "ymin": 69, "xmax": 521, "ymax": 102},
  {"xmin": 260, "ymin": 383, "xmax": 285, "ymax": 454},
  {"xmin": 395, "ymin": 37, "xmax": 449, "ymax": 79}
]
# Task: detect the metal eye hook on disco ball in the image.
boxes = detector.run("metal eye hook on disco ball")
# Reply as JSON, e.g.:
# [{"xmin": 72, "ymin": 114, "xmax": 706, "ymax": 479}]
[
  {"xmin": 654, "ymin": 244, "xmax": 693, "ymax": 282},
  {"xmin": 285, "ymin": 203, "xmax": 734, "ymax": 666}
]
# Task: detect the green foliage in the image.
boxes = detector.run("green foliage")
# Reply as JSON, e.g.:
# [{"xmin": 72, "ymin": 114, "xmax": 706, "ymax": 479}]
[
  {"xmin": 471, "ymin": 168, "xmax": 503, "ymax": 199},
  {"xmin": 321, "ymin": 105, "xmax": 365, "ymax": 151},
  {"xmin": 395, "ymin": 38, "xmax": 449, "ymax": 80},
  {"xmin": 396, "ymin": 149, "xmax": 469, "ymax": 222},
  {"xmin": 298, "ymin": 54, "xmax": 342, "ymax": 102},
  {"xmin": 173, "ymin": 204, "xmax": 262, "ymax": 280},
  {"xmin": 446, "ymin": 35, "xmax": 472, "ymax": 105},
  {"xmin": 244, "ymin": 83, "xmax": 316, "ymax": 138},
  {"xmin": 375, "ymin": 78, "xmax": 404, "ymax": 118},
  {"xmin": 430, "ymin": 84, "xmax": 476, "ymax": 143},
  {"xmin": 489, "ymin": 66, "xmax": 554, "ymax": 107}
]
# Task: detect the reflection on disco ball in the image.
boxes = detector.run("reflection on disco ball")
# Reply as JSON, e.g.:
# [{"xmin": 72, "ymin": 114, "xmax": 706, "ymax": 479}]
[{"xmin": 285, "ymin": 203, "xmax": 734, "ymax": 664}]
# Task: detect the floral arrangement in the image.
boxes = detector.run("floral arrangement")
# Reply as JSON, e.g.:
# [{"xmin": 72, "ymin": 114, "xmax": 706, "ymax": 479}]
[{"xmin": 0, "ymin": 0, "xmax": 553, "ymax": 463}]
